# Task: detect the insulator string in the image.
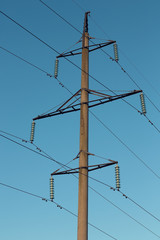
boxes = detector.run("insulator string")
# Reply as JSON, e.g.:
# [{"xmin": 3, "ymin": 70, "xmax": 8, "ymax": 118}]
[
  {"xmin": 54, "ymin": 58, "xmax": 59, "ymax": 79},
  {"xmin": 115, "ymin": 164, "xmax": 120, "ymax": 190},
  {"xmin": 50, "ymin": 176, "xmax": 54, "ymax": 200},
  {"xmin": 113, "ymin": 43, "xmax": 119, "ymax": 62},
  {"xmin": 30, "ymin": 121, "xmax": 35, "ymax": 143}
]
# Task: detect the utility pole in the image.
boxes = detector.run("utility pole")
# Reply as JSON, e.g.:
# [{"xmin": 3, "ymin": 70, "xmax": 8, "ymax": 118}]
[
  {"xmin": 77, "ymin": 12, "xmax": 90, "ymax": 240},
  {"xmin": 32, "ymin": 11, "xmax": 143, "ymax": 240}
]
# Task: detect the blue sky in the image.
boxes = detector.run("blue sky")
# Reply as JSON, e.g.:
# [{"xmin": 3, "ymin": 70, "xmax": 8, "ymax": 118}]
[{"xmin": 0, "ymin": 0, "xmax": 160, "ymax": 239}]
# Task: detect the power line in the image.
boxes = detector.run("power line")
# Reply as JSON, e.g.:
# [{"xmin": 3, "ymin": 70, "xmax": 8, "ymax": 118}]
[
  {"xmin": 1, "ymin": 131, "xmax": 160, "ymax": 238},
  {"xmin": 0, "ymin": 11, "xmax": 146, "ymax": 120},
  {"xmin": 2, "ymin": 43, "xmax": 160, "ymax": 135},
  {"xmin": 1, "ymin": 40, "xmax": 159, "ymax": 180},
  {"xmin": 144, "ymin": 114, "xmax": 160, "ymax": 134},
  {"xmin": 70, "ymin": 0, "xmax": 160, "ymax": 106},
  {"xmin": 61, "ymin": 0, "xmax": 160, "ymax": 116},
  {"xmin": 0, "ymin": 10, "xmax": 59, "ymax": 54},
  {"xmin": 0, "ymin": 46, "xmax": 73, "ymax": 96},
  {"xmin": 1, "ymin": 41, "xmax": 159, "ymax": 177},
  {"xmin": 0, "ymin": 130, "xmax": 77, "ymax": 170},
  {"xmin": 118, "ymin": 49, "xmax": 160, "ymax": 99},
  {"xmin": 0, "ymin": 46, "xmax": 49, "ymax": 75},
  {"xmin": 37, "ymin": 2, "xmax": 160, "ymax": 129},
  {"xmin": 1, "ymin": 177, "xmax": 159, "ymax": 239},
  {"xmin": 4, "ymin": 45, "xmax": 159, "ymax": 137},
  {"xmin": 116, "ymin": 61, "xmax": 160, "ymax": 114},
  {"xmin": 1, "ymin": 130, "xmax": 160, "ymax": 226},
  {"xmin": 0, "ymin": 12, "xmax": 159, "ymax": 177},
  {"xmin": 0, "ymin": 9, "xmax": 142, "ymax": 114},
  {"xmin": 2, "ymin": 177, "xmax": 159, "ymax": 238},
  {"xmin": 39, "ymin": 0, "xmax": 82, "ymax": 35},
  {"xmin": 0, "ymin": 46, "xmax": 141, "ymax": 118},
  {"xmin": 1, "ymin": 5, "xmax": 160, "ymax": 238},
  {"xmin": 119, "ymin": 190, "xmax": 160, "ymax": 223},
  {"xmin": 93, "ymin": 41, "xmax": 160, "ymax": 115},
  {"xmin": 89, "ymin": 186, "xmax": 160, "ymax": 239},
  {"xmin": 0, "ymin": 9, "xmax": 85, "ymax": 83},
  {"xmin": 89, "ymin": 110, "xmax": 160, "ymax": 179},
  {"xmin": 0, "ymin": 181, "xmax": 117, "ymax": 240},
  {"xmin": 89, "ymin": 175, "xmax": 160, "ymax": 223},
  {"xmin": 0, "ymin": 133, "xmax": 72, "ymax": 169},
  {"xmin": 1, "ymin": 3, "xmax": 160, "ymax": 227}
]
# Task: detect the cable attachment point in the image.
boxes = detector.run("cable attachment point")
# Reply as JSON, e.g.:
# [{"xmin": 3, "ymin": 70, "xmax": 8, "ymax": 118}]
[
  {"xmin": 50, "ymin": 176, "xmax": 54, "ymax": 201},
  {"xmin": 140, "ymin": 92, "xmax": 146, "ymax": 115},
  {"xmin": 115, "ymin": 164, "xmax": 120, "ymax": 190},
  {"xmin": 54, "ymin": 58, "xmax": 59, "ymax": 79},
  {"xmin": 30, "ymin": 121, "xmax": 35, "ymax": 143}
]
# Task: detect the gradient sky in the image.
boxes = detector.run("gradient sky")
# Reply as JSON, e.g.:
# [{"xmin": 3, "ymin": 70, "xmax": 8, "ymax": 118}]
[{"xmin": 0, "ymin": 0, "xmax": 160, "ymax": 240}]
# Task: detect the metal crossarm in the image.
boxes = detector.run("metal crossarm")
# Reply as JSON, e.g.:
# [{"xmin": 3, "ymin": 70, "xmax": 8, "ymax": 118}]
[
  {"xmin": 33, "ymin": 89, "xmax": 142, "ymax": 121},
  {"xmin": 51, "ymin": 161, "xmax": 118, "ymax": 176},
  {"xmin": 57, "ymin": 41, "xmax": 116, "ymax": 58}
]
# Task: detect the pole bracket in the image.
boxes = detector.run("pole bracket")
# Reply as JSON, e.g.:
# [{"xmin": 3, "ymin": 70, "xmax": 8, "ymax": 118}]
[
  {"xmin": 51, "ymin": 161, "xmax": 118, "ymax": 176},
  {"xmin": 57, "ymin": 41, "xmax": 116, "ymax": 58},
  {"xmin": 33, "ymin": 89, "xmax": 142, "ymax": 121}
]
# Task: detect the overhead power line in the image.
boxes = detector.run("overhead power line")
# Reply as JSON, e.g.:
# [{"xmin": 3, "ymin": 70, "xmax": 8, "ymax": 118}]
[
  {"xmin": 0, "ymin": 133, "xmax": 70, "ymax": 169},
  {"xmin": 89, "ymin": 186, "xmax": 160, "ymax": 239},
  {"xmin": 0, "ymin": 10, "xmax": 59, "ymax": 54},
  {"xmin": 1, "ymin": 47, "xmax": 160, "ymax": 178},
  {"xmin": 89, "ymin": 175, "xmax": 160, "ymax": 223},
  {"xmin": 0, "ymin": 46, "xmax": 48, "ymax": 75},
  {"xmin": 2, "ymin": 6, "xmax": 159, "ymax": 125},
  {"xmin": 0, "ymin": 8, "xmax": 152, "ymax": 122},
  {"xmin": 70, "ymin": 0, "xmax": 160, "ymax": 110},
  {"xmin": 117, "ymin": 60, "xmax": 160, "ymax": 113},
  {"xmin": 1, "ymin": 37, "xmax": 160, "ymax": 179},
  {"xmin": 39, "ymin": 0, "xmax": 82, "ymax": 35},
  {"xmin": 90, "ymin": 111, "xmax": 160, "ymax": 179},
  {"xmin": 0, "ymin": 46, "xmax": 74, "ymax": 96},
  {"xmin": 1, "ymin": 7, "xmax": 160, "ymax": 239},
  {"xmin": 1, "ymin": 130, "xmax": 160, "ymax": 226},
  {"xmin": 1, "ymin": 136, "xmax": 159, "ymax": 239},
  {"xmin": 0, "ymin": 181, "xmax": 117, "ymax": 240},
  {"xmin": 118, "ymin": 49, "xmax": 160, "ymax": 99},
  {"xmin": 0, "ymin": 43, "xmax": 159, "ymax": 179},
  {"xmin": 2, "ymin": 44, "xmax": 160, "ymax": 137},
  {"xmin": 37, "ymin": 1, "xmax": 160, "ymax": 128},
  {"xmin": 0, "ymin": 9, "xmax": 138, "ymax": 103}
]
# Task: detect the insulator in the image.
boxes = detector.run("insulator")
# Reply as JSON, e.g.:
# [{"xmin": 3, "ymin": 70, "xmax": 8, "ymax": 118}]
[
  {"xmin": 50, "ymin": 177, "xmax": 54, "ymax": 201},
  {"xmin": 115, "ymin": 164, "xmax": 120, "ymax": 190},
  {"xmin": 140, "ymin": 93, "xmax": 146, "ymax": 115},
  {"xmin": 54, "ymin": 59, "xmax": 59, "ymax": 79},
  {"xmin": 113, "ymin": 43, "xmax": 119, "ymax": 62},
  {"xmin": 30, "ymin": 121, "xmax": 35, "ymax": 143}
]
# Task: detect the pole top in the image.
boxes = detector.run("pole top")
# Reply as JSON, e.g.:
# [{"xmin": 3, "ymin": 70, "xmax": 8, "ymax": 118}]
[
  {"xmin": 84, "ymin": 11, "xmax": 90, "ymax": 33},
  {"xmin": 82, "ymin": 11, "xmax": 90, "ymax": 47}
]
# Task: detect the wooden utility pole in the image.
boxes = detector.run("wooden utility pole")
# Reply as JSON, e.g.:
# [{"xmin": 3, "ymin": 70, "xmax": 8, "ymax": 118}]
[{"xmin": 77, "ymin": 12, "xmax": 90, "ymax": 240}]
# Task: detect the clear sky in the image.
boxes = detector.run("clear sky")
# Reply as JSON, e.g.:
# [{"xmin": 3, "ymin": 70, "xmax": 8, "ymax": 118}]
[{"xmin": 0, "ymin": 0, "xmax": 160, "ymax": 240}]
